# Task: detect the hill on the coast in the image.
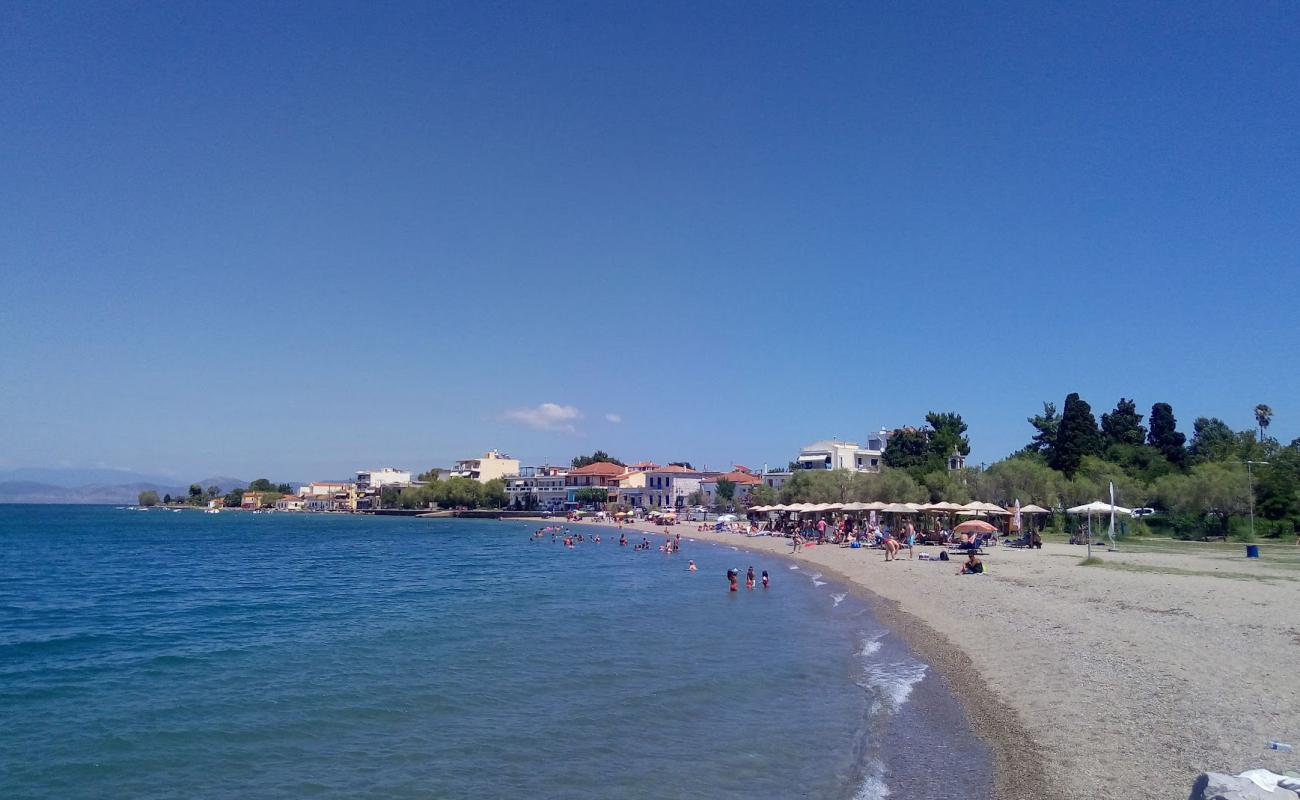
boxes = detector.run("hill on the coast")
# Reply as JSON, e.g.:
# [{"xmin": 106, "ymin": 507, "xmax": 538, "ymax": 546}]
[{"xmin": 0, "ymin": 470, "xmax": 252, "ymax": 504}]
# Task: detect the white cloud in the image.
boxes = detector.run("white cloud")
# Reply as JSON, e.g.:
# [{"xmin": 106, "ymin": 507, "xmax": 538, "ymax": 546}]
[
  {"xmin": 605, "ymin": 413, "xmax": 622, "ymax": 424},
  {"xmin": 502, "ymin": 403, "xmax": 582, "ymax": 432}
]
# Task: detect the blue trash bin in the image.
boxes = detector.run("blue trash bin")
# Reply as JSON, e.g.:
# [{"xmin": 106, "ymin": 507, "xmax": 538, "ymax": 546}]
[{"xmin": 1246, "ymin": 544, "xmax": 1260, "ymax": 558}]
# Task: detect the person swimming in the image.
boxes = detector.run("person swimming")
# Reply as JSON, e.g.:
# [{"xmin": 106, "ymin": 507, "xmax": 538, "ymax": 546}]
[
  {"xmin": 761, "ymin": 570, "xmax": 769, "ymax": 589},
  {"xmin": 688, "ymin": 560, "xmax": 697, "ymax": 572}
]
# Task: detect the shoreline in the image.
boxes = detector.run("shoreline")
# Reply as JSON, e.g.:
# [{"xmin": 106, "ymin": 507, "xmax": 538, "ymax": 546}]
[
  {"xmin": 550, "ymin": 514, "xmax": 1299, "ymax": 800},
  {"xmin": 561, "ymin": 515, "xmax": 1046, "ymax": 800}
]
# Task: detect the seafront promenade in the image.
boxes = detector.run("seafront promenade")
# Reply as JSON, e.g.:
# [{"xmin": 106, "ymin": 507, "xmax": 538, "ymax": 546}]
[{"xmin": 565, "ymin": 515, "xmax": 1299, "ymax": 800}]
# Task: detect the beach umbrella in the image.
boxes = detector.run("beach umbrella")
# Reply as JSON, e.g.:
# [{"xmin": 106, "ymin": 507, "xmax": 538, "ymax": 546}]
[
  {"xmin": 841, "ymin": 502, "xmax": 869, "ymax": 512},
  {"xmin": 858, "ymin": 501, "xmax": 888, "ymax": 511},
  {"xmin": 953, "ymin": 520, "xmax": 996, "ymax": 534},
  {"xmin": 880, "ymin": 503, "xmax": 914, "ymax": 514},
  {"xmin": 1017, "ymin": 504, "xmax": 1050, "ymax": 514},
  {"xmin": 1066, "ymin": 501, "xmax": 1133, "ymax": 516},
  {"xmin": 963, "ymin": 501, "xmax": 1009, "ymax": 515}
]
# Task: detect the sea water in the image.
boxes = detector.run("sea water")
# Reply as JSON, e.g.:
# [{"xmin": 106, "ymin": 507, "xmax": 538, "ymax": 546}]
[{"xmin": 0, "ymin": 506, "xmax": 990, "ymax": 799}]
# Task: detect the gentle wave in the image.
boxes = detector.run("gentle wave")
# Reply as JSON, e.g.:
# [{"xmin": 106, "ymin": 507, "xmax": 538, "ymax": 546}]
[
  {"xmin": 831, "ymin": 592, "xmax": 846, "ymax": 607},
  {"xmin": 855, "ymin": 758, "xmax": 891, "ymax": 800}
]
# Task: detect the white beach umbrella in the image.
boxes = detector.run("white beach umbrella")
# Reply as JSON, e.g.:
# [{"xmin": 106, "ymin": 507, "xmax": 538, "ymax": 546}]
[
  {"xmin": 880, "ymin": 503, "xmax": 914, "ymax": 514},
  {"xmin": 1066, "ymin": 501, "xmax": 1133, "ymax": 516}
]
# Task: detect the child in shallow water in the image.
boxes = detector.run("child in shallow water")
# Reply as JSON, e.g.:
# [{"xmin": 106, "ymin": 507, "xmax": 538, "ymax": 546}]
[{"xmin": 761, "ymin": 570, "xmax": 769, "ymax": 589}]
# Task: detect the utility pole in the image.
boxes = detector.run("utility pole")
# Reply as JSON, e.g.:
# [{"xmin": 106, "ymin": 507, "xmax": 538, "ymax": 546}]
[{"xmin": 1246, "ymin": 460, "xmax": 1269, "ymax": 540}]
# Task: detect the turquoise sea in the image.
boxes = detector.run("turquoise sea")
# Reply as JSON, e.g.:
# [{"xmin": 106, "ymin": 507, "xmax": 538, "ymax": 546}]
[{"xmin": 0, "ymin": 506, "xmax": 990, "ymax": 799}]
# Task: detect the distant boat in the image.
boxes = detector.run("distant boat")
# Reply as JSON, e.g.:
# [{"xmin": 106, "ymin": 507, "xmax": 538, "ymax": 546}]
[{"xmin": 204, "ymin": 508, "xmax": 220, "ymax": 515}]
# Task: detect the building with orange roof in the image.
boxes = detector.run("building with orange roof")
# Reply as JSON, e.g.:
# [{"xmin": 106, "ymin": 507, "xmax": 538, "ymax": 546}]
[{"xmin": 700, "ymin": 470, "xmax": 762, "ymax": 508}]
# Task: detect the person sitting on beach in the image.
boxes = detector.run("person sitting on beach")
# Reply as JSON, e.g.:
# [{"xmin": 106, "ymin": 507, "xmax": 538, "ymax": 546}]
[{"xmin": 958, "ymin": 553, "xmax": 984, "ymax": 575}]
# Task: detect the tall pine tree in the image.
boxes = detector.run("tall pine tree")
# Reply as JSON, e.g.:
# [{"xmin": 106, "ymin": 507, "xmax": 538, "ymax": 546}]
[
  {"xmin": 1147, "ymin": 402, "xmax": 1187, "ymax": 467},
  {"xmin": 1101, "ymin": 397, "xmax": 1146, "ymax": 447},
  {"xmin": 1049, "ymin": 393, "xmax": 1101, "ymax": 478}
]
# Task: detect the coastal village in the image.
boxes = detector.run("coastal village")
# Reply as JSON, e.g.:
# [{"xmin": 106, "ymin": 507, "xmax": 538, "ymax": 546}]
[{"xmin": 227, "ymin": 430, "xmax": 941, "ymax": 514}]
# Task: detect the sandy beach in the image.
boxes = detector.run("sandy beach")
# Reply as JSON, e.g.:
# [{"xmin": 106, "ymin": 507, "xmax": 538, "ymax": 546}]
[{"xmin": 571, "ymin": 516, "xmax": 1300, "ymax": 800}]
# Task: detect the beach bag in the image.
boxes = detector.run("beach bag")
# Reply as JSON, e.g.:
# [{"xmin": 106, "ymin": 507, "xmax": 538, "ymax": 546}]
[{"xmin": 938, "ymin": 551, "xmax": 949, "ymax": 561}]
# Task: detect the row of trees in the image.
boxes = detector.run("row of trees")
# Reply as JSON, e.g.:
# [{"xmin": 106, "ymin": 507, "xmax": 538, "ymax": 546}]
[
  {"xmin": 383, "ymin": 474, "xmax": 509, "ymax": 510},
  {"xmin": 142, "ymin": 478, "xmax": 292, "ymax": 508},
  {"xmin": 753, "ymin": 399, "xmax": 1294, "ymax": 541}
]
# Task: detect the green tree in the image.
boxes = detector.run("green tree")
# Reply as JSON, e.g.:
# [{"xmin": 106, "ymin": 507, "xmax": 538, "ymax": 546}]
[
  {"xmin": 416, "ymin": 468, "xmax": 443, "ymax": 482},
  {"xmin": 1025, "ymin": 401, "xmax": 1060, "ymax": 455},
  {"xmin": 1155, "ymin": 461, "xmax": 1250, "ymax": 539},
  {"xmin": 925, "ymin": 411, "xmax": 971, "ymax": 457},
  {"xmin": 1101, "ymin": 398, "xmax": 1146, "ymax": 447},
  {"xmin": 1188, "ymin": 417, "xmax": 1238, "ymax": 464},
  {"xmin": 980, "ymin": 455, "xmax": 1064, "ymax": 508},
  {"xmin": 1255, "ymin": 445, "xmax": 1300, "ymax": 527},
  {"xmin": 138, "ymin": 490, "xmax": 160, "ymax": 507},
  {"xmin": 436, "ymin": 477, "xmax": 483, "ymax": 509},
  {"xmin": 188, "ymin": 484, "xmax": 203, "ymax": 498},
  {"xmin": 749, "ymin": 484, "xmax": 779, "ymax": 506},
  {"xmin": 223, "ymin": 489, "xmax": 244, "ymax": 507},
  {"xmin": 276, "ymin": 483, "xmax": 291, "ymax": 495},
  {"xmin": 1147, "ymin": 403, "xmax": 1187, "ymax": 468},
  {"xmin": 206, "ymin": 485, "xmax": 220, "ymax": 498},
  {"xmin": 573, "ymin": 487, "xmax": 609, "ymax": 507},
  {"xmin": 480, "ymin": 478, "xmax": 509, "ymax": 508},
  {"xmin": 162, "ymin": 493, "xmax": 173, "ymax": 505},
  {"xmin": 668, "ymin": 461, "xmax": 694, "ymax": 469},
  {"xmin": 248, "ymin": 478, "xmax": 274, "ymax": 492},
  {"xmin": 882, "ymin": 428, "xmax": 932, "ymax": 473},
  {"xmin": 715, "ymin": 478, "xmax": 736, "ymax": 507},
  {"xmin": 379, "ymin": 486, "xmax": 401, "ymax": 508},
  {"xmin": 1254, "ymin": 404, "xmax": 1274, "ymax": 442},
  {"xmin": 1049, "ymin": 393, "xmax": 1101, "ymax": 478},
  {"xmin": 571, "ymin": 451, "xmax": 624, "ymax": 469}
]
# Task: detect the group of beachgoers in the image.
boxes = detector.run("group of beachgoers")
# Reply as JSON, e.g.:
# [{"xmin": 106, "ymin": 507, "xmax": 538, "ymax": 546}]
[
  {"xmin": 726, "ymin": 566, "xmax": 769, "ymax": 592},
  {"xmin": 532, "ymin": 525, "xmax": 687, "ymax": 555}
]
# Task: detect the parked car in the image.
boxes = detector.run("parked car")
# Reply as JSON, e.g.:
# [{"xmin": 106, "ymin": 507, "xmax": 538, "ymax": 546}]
[{"xmin": 1132, "ymin": 507, "xmax": 1156, "ymax": 517}]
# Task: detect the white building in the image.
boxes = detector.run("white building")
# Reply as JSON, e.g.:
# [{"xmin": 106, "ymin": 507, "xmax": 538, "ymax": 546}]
[
  {"xmin": 642, "ymin": 465, "xmax": 702, "ymax": 509},
  {"xmin": 356, "ymin": 468, "xmax": 412, "ymax": 489},
  {"xmin": 453, "ymin": 450, "xmax": 521, "ymax": 483},
  {"xmin": 760, "ymin": 471, "xmax": 791, "ymax": 490},
  {"xmin": 795, "ymin": 430, "xmax": 891, "ymax": 473},
  {"xmin": 505, "ymin": 466, "xmax": 568, "ymax": 510}
]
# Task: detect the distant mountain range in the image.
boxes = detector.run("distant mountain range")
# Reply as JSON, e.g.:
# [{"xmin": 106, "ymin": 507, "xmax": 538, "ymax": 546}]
[{"xmin": 0, "ymin": 468, "xmax": 252, "ymax": 504}]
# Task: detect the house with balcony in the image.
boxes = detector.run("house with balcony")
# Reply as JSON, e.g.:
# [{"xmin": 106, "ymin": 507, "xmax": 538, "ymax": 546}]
[
  {"xmin": 452, "ymin": 450, "xmax": 520, "ymax": 483},
  {"xmin": 505, "ymin": 465, "xmax": 569, "ymax": 510},
  {"xmin": 795, "ymin": 429, "xmax": 891, "ymax": 473},
  {"xmin": 563, "ymin": 461, "xmax": 625, "ymax": 506},
  {"xmin": 642, "ymin": 464, "xmax": 702, "ymax": 509}
]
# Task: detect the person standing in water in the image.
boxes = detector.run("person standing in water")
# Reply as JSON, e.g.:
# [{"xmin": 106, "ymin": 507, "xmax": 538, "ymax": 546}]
[
  {"xmin": 761, "ymin": 570, "xmax": 769, "ymax": 589},
  {"xmin": 745, "ymin": 566, "xmax": 756, "ymax": 590},
  {"xmin": 688, "ymin": 560, "xmax": 697, "ymax": 572},
  {"xmin": 727, "ymin": 568, "xmax": 739, "ymax": 592}
]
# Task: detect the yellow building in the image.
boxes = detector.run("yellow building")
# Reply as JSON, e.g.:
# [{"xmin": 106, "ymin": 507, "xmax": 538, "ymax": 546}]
[{"xmin": 452, "ymin": 450, "xmax": 521, "ymax": 483}]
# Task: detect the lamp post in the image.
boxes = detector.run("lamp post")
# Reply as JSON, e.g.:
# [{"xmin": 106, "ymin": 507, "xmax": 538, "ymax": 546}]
[{"xmin": 1246, "ymin": 460, "xmax": 1269, "ymax": 540}]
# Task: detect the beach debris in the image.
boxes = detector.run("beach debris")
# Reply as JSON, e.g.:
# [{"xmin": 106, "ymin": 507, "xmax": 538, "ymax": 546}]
[{"xmin": 1190, "ymin": 770, "xmax": 1300, "ymax": 800}]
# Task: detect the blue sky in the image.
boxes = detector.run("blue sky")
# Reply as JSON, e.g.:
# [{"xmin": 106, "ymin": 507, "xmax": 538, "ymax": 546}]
[{"xmin": 2, "ymin": 1, "xmax": 1297, "ymax": 482}]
